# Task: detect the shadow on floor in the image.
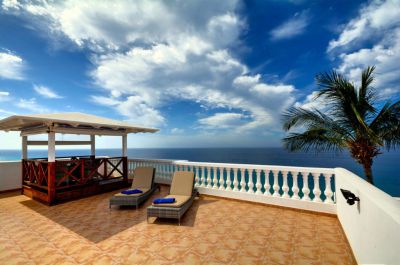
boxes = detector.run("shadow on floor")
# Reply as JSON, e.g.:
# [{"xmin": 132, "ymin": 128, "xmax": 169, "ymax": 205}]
[{"xmin": 19, "ymin": 186, "xmax": 216, "ymax": 243}]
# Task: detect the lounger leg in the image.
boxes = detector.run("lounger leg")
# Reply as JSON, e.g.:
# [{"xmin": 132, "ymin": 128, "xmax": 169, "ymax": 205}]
[{"xmin": 178, "ymin": 218, "xmax": 180, "ymax": 226}]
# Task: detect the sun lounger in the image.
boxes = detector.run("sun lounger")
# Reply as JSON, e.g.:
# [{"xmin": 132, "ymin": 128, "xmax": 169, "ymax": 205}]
[
  {"xmin": 147, "ymin": 171, "xmax": 197, "ymax": 225},
  {"xmin": 109, "ymin": 167, "xmax": 158, "ymax": 209}
]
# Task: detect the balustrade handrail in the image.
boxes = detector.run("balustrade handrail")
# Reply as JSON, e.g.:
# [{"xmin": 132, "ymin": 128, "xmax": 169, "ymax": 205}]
[
  {"xmin": 128, "ymin": 158, "xmax": 187, "ymax": 163},
  {"xmin": 126, "ymin": 157, "xmax": 337, "ymax": 214},
  {"xmin": 127, "ymin": 158, "xmax": 335, "ymax": 174},
  {"xmin": 173, "ymin": 160, "xmax": 335, "ymax": 174}
]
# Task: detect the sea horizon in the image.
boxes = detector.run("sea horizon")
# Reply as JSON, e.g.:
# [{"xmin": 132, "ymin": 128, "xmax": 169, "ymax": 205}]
[{"xmin": 1, "ymin": 147, "xmax": 399, "ymax": 197}]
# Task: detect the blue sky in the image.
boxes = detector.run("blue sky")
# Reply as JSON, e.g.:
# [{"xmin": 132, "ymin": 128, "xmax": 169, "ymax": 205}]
[{"xmin": 0, "ymin": 0, "xmax": 399, "ymax": 149}]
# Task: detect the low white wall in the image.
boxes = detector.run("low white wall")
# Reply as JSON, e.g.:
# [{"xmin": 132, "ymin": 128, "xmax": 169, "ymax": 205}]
[
  {"xmin": 335, "ymin": 168, "xmax": 400, "ymax": 265},
  {"xmin": 0, "ymin": 161, "xmax": 21, "ymax": 191}
]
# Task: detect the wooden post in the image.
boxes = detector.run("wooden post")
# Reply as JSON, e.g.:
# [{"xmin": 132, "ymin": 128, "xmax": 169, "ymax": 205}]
[
  {"xmin": 48, "ymin": 132, "xmax": 56, "ymax": 204},
  {"xmin": 90, "ymin": 135, "xmax": 95, "ymax": 158},
  {"xmin": 122, "ymin": 134, "xmax": 127, "ymax": 157},
  {"xmin": 22, "ymin": 136, "xmax": 27, "ymax": 160},
  {"xmin": 21, "ymin": 136, "xmax": 28, "ymax": 194},
  {"xmin": 123, "ymin": 157, "xmax": 128, "ymax": 183},
  {"xmin": 122, "ymin": 134, "xmax": 128, "ymax": 183}
]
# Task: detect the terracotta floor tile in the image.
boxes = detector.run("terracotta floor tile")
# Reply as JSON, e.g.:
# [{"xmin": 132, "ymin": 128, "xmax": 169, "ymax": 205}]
[{"xmin": 0, "ymin": 187, "xmax": 356, "ymax": 264}]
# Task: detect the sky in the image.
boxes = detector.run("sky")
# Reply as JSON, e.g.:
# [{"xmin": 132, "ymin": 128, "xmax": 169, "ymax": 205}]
[{"xmin": 0, "ymin": 0, "xmax": 399, "ymax": 149}]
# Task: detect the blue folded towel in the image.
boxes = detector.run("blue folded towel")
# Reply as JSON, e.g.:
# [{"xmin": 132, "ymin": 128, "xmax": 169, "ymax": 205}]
[
  {"xmin": 153, "ymin": 198, "xmax": 176, "ymax": 204},
  {"xmin": 121, "ymin": 189, "xmax": 143, "ymax": 195}
]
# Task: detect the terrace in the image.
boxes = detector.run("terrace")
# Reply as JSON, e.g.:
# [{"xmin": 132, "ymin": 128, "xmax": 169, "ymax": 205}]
[
  {"xmin": 0, "ymin": 187, "xmax": 354, "ymax": 264},
  {"xmin": 0, "ymin": 113, "xmax": 399, "ymax": 264}
]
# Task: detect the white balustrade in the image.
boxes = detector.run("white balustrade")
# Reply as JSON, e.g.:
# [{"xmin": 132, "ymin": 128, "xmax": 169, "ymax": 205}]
[
  {"xmin": 206, "ymin": 167, "xmax": 212, "ymax": 188},
  {"xmin": 291, "ymin": 172, "xmax": 300, "ymax": 200},
  {"xmin": 127, "ymin": 158, "xmax": 337, "ymax": 214},
  {"xmin": 255, "ymin": 169, "xmax": 262, "ymax": 195},
  {"xmin": 312, "ymin": 173, "xmax": 322, "ymax": 202},
  {"xmin": 281, "ymin": 171, "xmax": 289, "ymax": 198},
  {"xmin": 248, "ymin": 169, "xmax": 254, "ymax": 194},
  {"xmin": 212, "ymin": 168, "xmax": 218, "ymax": 189},
  {"xmin": 324, "ymin": 174, "xmax": 334, "ymax": 204},
  {"xmin": 264, "ymin": 170, "xmax": 271, "ymax": 196},
  {"xmin": 272, "ymin": 170, "xmax": 280, "ymax": 197},
  {"xmin": 240, "ymin": 168, "xmax": 246, "ymax": 192},
  {"xmin": 232, "ymin": 168, "xmax": 239, "ymax": 191},
  {"xmin": 218, "ymin": 167, "xmax": 224, "ymax": 190},
  {"xmin": 226, "ymin": 168, "xmax": 232, "ymax": 191},
  {"xmin": 302, "ymin": 172, "xmax": 311, "ymax": 201}
]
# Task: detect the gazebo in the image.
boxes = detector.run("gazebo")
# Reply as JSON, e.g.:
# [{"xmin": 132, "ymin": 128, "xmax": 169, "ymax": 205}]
[{"xmin": 0, "ymin": 112, "xmax": 158, "ymax": 205}]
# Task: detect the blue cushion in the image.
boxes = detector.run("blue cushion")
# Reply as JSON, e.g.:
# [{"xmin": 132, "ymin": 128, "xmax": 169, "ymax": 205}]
[
  {"xmin": 121, "ymin": 189, "xmax": 143, "ymax": 195},
  {"xmin": 153, "ymin": 198, "xmax": 175, "ymax": 204}
]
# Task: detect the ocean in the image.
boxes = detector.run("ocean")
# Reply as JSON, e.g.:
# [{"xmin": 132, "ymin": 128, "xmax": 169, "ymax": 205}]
[{"xmin": 1, "ymin": 147, "xmax": 399, "ymax": 196}]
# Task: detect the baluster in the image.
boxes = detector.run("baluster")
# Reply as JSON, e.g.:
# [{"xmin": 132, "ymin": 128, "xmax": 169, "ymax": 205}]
[
  {"xmin": 312, "ymin": 173, "xmax": 322, "ymax": 202},
  {"xmin": 195, "ymin": 166, "xmax": 200, "ymax": 187},
  {"xmin": 232, "ymin": 168, "xmax": 239, "ymax": 191},
  {"xmin": 201, "ymin": 167, "xmax": 206, "ymax": 187},
  {"xmin": 247, "ymin": 169, "xmax": 255, "ymax": 194},
  {"xmin": 272, "ymin": 170, "xmax": 280, "ymax": 197},
  {"xmin": 324, "ymin": 174, "xmax": 334, "ymax": 204},
  {"xmin": 281, "ymin": 171, "xmax": 289, "ymax": 198},
  {"xmin": 226, "ymin": 168, "xmax": 232, "ymax": 191},
  {"xmin": 212, "ymin": 167, "xmax": 219, "ymax": 189},
  {"xmin": 240, "ymin": 168, "xmax": 246, "ymax": 192},
  {"xmin": 301, "ymin": 172, "xmax": 311, "ymax": 201},
  {"xmin": 291, "ymin": 172, "xmax": 300, "ymax": 200},
  {"xmin": 263, "ymin": 170, "xmax": 271, "ymax": 196},
  {"xmin": 218, "ymin": 167, "xmax": 225, "ymax": 190},
  {"xmin": 255, "ymin": 169, "xmax": 262, "ymax": 195},
  {"xmin": 207, "ymin": 167, "xmax": 213, "ymax": 188}
]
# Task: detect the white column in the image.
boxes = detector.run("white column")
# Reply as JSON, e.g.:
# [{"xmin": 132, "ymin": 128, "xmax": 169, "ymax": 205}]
[
  {"xmin": 226, "ymin": 168, "xmax": 232, "ymax": 191},
  {"xmin": 247, "ymin": 169, "xmax": 254, "ymax": 194},
  {"xmin": 48, "ymin": 132, "xmax": 56, "ymax": 162},
  {"xmin": 272, "ymin": 170, "xmax": 280, "ymax": 197},
  {"xmin": 302, "ymin": 172, "xmax": 311, "ymax": 201},
  {"xmin": 232, "ymin": 168, "xmax": 239, "ymax": 191},
  {"xmin": 201, "ymin": 167, "xmax": 206, "ymax": 187},
  {"xmin": 122, "ymin": 134, "xmax": 127, "ymax": 157},
  {"xmin": 22, "ymin": 136, "xmax": 27, "ymax": 159},
  {"xmin": 218, "ymin": 167, "xmax": 225, "ymax": 190},
  {"xmin": 90, "ymin": 135, "xmax": 96, "ymax": 156},
  {"xmin": 292, "ymin": 172, "xmax": 300, "ymax": 200},
  {"xmin": 281, "ymin": 171, "xmax": 289, "ymax": 198},
  {"xmin": 195, "ymin": 166, "xmax": 200, "ymax": 187},
  {"xmin": 324, "ymin": 174, "xmax": 334, "ymax": 204},
  {"xmin": 240, "ymin": 168, "xmax": 246, "ymax": 192},
  {"xmin": 263, "ymin": 170, "xmax": 271, "ymax": 196},
  {"xmin": 312, "ymin": 173, "xmax": 322, "ymax": 202},
  {"xmin": 206, "ymin": 167, "xmax": 212, "ymax": 188},
  {"xmin": 255, "ymin": 169, "xmax": 262, "ymax": 195}
]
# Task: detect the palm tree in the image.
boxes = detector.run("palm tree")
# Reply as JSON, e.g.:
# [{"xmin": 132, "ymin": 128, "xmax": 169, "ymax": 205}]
[{"xmin": 282, "ymin": 66, "xmax": 400, "ymax": 184}]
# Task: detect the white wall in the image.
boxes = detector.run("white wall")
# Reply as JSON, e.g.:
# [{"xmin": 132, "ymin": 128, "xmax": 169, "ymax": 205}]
[
  {"xmin": 0, "ymin": 161, "xmax": 21, "ymax": 191},
  {"xmin": 335, "ymin": 168, "xmax": 400, "ymax": 265}
]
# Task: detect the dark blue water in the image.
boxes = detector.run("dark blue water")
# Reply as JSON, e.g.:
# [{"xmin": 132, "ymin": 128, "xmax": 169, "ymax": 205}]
[{"xmin": 0, "ymin": 148, "xmax": 399, "ymax": 196}]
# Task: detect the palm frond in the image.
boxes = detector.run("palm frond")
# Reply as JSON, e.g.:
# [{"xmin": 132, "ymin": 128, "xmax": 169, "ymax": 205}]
[
  {"xmin": 370, "ymin": 100, "xmax": 400, "ymax": 150},
  {"xmin": 282, "ymin": 128, "xmax": 345, "ymax": 152}
]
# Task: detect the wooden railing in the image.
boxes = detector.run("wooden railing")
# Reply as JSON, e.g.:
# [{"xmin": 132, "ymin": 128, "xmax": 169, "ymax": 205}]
[
  {"xmin": 127, "ymin": 158, "xmax": 336, "ymax": 214},
  {"xmin": 22, "ymin": 156, "xmax": 127, "ymax": 203}
]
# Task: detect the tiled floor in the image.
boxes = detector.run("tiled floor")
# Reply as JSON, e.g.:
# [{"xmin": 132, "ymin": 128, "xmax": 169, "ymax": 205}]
[{"xmin": 0, "ymin": 187, "xmax": 356, "ymax": 265}]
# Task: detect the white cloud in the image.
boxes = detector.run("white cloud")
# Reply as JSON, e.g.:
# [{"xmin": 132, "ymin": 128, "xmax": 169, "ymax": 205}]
[
  {"xmin": 33, "ymin": 85, "xmax": 63, "ymax": 98},
  {"xmin": 328, "ymin": 0, "xmax": 400, "ymax": 51},
  {"xmin": 170, "ymin": 128, "xmax": 184, "ymax": 134},
  {"xmin": 270, "ymin": 10, "xmax": 310, "ymax": 40},
  {"xmin": 3, "ymin": 0, "xmax": 297, "ymax": 132},
  {"xmin": 15, "ymin": 98, "xmax": 50, "ymax": 113},
  {"xmin": 328, "ymin": 0, "xmax": 400, "ymax": 98},
  {"xmin": 0, "ymin": 51, "xmax": 25, "ymax": 80},
  {"xmin": 0, "ymin": 91, "xmax": 11, "ymax": 102},
  {"xmin": 199, "ymin": 113, "xmax": 247, "ymax": 129}
]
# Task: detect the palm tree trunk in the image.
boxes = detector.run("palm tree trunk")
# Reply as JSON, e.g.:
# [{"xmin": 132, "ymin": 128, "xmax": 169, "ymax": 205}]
[{"xmin": 362, "ymin": 163, "xmax": 374, "ymax": 184}]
